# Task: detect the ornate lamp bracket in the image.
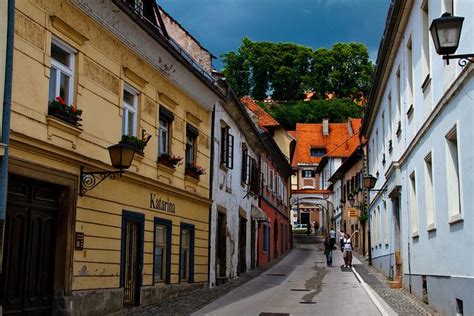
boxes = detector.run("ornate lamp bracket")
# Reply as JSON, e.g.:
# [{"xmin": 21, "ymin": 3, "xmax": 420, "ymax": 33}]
[
  {"xmin": 443, "ymin": 54, "xmax": 474, "ymax": 67},
  {"xmin": 80, "ymin": 167, "xmax": 123, "ymax": 196}
]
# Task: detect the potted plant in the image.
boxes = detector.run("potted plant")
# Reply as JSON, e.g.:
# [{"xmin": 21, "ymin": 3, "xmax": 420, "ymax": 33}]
[
  {"xmin": 48, "ymin": 96, "xmax": 83, "ymax": 126},
  {"xmin": 185, "ymin": 162, "xmax": 206, "ymax": 179},
  {"xmin": 158, "ymin": 154, "xmax": 183, "ymax": 168},
  {"xmin": 120, "ymin": 135, "xmax": 146, "ymax": 154}
]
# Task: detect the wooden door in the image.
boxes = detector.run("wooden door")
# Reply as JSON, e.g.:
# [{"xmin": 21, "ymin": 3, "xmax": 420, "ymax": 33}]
[
  {"xmin": 238, "ymin": 217, "xmax": 246, "ymax": 274},
  {"xmin": 3, "ymin": 176, "xmax": 59, "ymax": 315},
  {"xmin": 250, "ymin": 219, "xmax": 256, "ymax": 269},
  {"xmin": 122, "ymin": 212, "xmax": 144, "ymax": 306}
]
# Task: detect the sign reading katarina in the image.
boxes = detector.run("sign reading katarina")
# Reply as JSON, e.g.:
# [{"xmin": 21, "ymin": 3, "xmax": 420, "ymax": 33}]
[{"xmin": 150, "ymin": 193, "xmax": 175, "ymax": 213}]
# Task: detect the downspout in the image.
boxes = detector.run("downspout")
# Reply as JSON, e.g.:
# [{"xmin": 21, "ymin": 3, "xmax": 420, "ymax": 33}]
[
  {"xmin": 0, "ymin": 0, "xmax": 15, "ymax": 274},
  {"xmin": 207, "ymin": 104, "xmax": 216, "ymax": 284}
]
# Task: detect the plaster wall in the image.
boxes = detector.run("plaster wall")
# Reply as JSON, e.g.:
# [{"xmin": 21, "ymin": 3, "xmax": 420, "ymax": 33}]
[
  {"xmin": 366, "ymin": 0, "xmax": 474, "ymax": 312},
  {"xmin": 208, "ymin": 101, "xmax": 259, "ymax": 286}
]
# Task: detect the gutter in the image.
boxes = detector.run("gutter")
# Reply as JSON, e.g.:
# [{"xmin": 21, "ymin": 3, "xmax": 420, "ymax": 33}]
[
  {"xmin": 207, "ymin": 104, "xmax": 216, "ymax": 284},
  {"xmin": 0, "ymin": 0, "xmax": 15, "ymax": 272}
]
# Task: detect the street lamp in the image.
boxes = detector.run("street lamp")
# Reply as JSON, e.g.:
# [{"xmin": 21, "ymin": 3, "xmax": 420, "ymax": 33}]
[
  {"xmin": 430, "ymin": 13, "xmax": 474, "ymax": 66},
  {"xmin": 80, "ymin": 142, "xmax": 136, "ymax": 195}
]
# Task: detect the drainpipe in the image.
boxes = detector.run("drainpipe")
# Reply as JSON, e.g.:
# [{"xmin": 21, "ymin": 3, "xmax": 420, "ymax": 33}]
[
  {"xmin": 0, "ymin": 0, "xmax": 15, "ymax": 281},
  {"xmin": 207, "ymin": 104, "xmax": 216, "ymax": 285}
]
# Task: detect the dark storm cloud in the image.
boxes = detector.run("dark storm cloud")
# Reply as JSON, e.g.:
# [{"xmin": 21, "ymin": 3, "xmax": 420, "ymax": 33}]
[{"xmin": 158, "ymin": 0, "xmax": 390, "ymax": 70}]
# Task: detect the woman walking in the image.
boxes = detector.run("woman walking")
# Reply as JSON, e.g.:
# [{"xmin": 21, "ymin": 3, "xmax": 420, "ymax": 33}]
[
  {"xmin": 324, "ymin": 235, "xmax": 335, "ymax": 266},
  {"xmin": 342, "ymin": 231, "xmax": 358, "ymax": 268}
]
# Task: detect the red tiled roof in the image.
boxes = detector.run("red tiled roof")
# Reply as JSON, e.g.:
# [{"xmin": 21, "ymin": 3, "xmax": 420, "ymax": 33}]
[
  {"xmin": 291, "ymin": 119, "xmax": 362, "ymax": 167},
  {"xmin": 241, "ymin": 96, "xmax": 280, "ymax": 128}
]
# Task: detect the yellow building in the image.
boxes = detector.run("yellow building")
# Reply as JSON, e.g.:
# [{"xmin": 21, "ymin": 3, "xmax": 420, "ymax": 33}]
[{"xmin": 3, "ymin": 0, "xmax": 224, "ymax": 314}]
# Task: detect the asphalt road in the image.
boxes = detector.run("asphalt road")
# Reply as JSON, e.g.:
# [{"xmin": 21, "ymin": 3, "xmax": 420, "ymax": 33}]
[{"xmin": 193, "ymin": 241, "xmax": 381, "ymax": 316}]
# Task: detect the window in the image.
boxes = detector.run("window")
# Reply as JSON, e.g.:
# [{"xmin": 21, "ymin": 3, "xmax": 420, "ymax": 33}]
[
  {"xmin": 421, "ymin": 1, "xmax": 431, "ymax": 83},
  {"xmin": 123, "ymin": 86, "xmax": 138, "ymax": 136},
  {"xmin": 180, "ymin": 224, "xmax": 194, "ymax": 282},
  {"xmin": 154, "ymin": 218, "xmax": 171, "ymax": 284},
  {"xmin": 446, "ymin": 127, "xmax": 461, "ymax": 219},
  {"xmin": 383, "ymin": 200, "xmax": 388, "ymax": 244},
  {"xmin": 424, "ymin": 153, "xmax": 435, "ymax": 229},
  {"xmin": 396, "ymin": 67, "xmax": 402, "ymax": 137},
  {"xmin": 159, "ymin": 107, "xmax": 174, "ymax": 156},
  {"xmin": 407, "ymin": 37, "xmax": 414, "ymax": 110},
  {"xmin": 382, "ymin": 112, "xmax": 386, "ymax": 153},
  {"xmin": 49, "ymin": 37, "xmax": 76, "ymax": 105},
  {"xmin": 310, "ymin": 148, "xmax": 326, "ymax": 157},
  {"xmin": 270, "ymin": 169, "xmax": 275, "ymax": 192},
  {"xmin": 409, "ymin": 171, "xmax": 418, "ymax": 235},
  {"xmin": 250, "ymin": 158, "xmax": 260, "ymax": 194},
  {"xmin": 302, "ymin": 170, "xmax": 313, "ymax": 178},
  {"xmin": 241, "ymin": 146, "xmax": 251, "ymax": 184},
  {"xmin": 220, "ymin": 126, "xmax": 234, "ymax": 169},
  {"xmin": 185, "ymin": 124, "xmax": 198, "ymax": 167},
  {"xmin": 388, "ymin": 93, "xmax": 393, "ymax": 141}
]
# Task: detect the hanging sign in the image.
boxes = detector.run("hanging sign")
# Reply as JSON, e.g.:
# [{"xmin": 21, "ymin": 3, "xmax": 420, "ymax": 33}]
[{"xmin": 347, "ymin": 208, "xmax": 359, "ymax": 218}]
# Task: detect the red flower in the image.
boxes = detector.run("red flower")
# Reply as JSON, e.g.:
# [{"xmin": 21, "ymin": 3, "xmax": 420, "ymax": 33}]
[
  {"xmin": 71, "ymin": 106, "xmax": 77, "ymax": 113},
  {"xmin": 55, "ymin": 96, "xmax": 66, "ymax": 105}
]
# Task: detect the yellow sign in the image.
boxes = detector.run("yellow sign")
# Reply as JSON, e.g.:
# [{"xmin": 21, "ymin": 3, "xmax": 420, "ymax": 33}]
[{"xmin": 347, "ymin": 208, "xmax": 359, "ymax": 218}]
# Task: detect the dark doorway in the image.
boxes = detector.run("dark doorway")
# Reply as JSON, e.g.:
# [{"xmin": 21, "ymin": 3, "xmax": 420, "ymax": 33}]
[
  {"xmin": 121, "ymin": 211, "xmax": 144, "ymax": 307},
  {"xmin": 273, "ymin": 219, "xmax": 278, "ymax": 259},
  {"xmin": 216, "ymin": 212, "xmax": 227, "ymax": 279},
  {"xmin": 250, "ymin": 219, "xmax": 256, "ymax": 269},
  {"xmin": 238, "ymin": 217, "xmax": 247, "ymax": 274},
  {"xmin": 300, "ymin": 213, "xmax": 309, "ymax": 225},
  {"xmin": 3, "ymin": 175, "xmax": 60, "ymax": 315}
]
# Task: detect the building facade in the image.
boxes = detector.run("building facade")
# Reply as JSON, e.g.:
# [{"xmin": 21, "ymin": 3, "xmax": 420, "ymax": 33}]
[
  {"xmin": 361, "ymin": 0, "xmax": 474, "ymax": 314},
  {"xmin": 209, "ymin": 89, "xmax": 265, "ymax": 286},
  {"xmin": 2, "ymin": 0, "xmax": 223, "ymax": 314}
]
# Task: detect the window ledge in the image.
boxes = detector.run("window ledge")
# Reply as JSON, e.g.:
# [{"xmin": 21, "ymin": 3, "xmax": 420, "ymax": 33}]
[
  {"xmin": 427, "ymin": 223, "xmax": 436, "ymax": 232},
  {"xmin": 157, "ymin": 161, "xmax": 176, "ymax": 173},
  {"xmin": 46, "ymin": 115, "xmax": 83, "ymax": 135},
  {"xmin": 421, "ymin": 74, "xmax": 431, "ymax": 93},
  {"xmin": 0, "ymin": 143, "xmax": 6, "ymax": 156},
  {"xmin": 185, "ymin": 175, "xmax": 200, "ymax": 184},
  {"xmin": 412, "ymin": 232, "xmax": 419, "ymax": 239},
  {"xmin": 449, "ymin": 213, "xmax": 463, "ymax": 225}
]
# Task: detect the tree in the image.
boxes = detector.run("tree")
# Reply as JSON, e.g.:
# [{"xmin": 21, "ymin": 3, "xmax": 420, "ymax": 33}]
[{"xmin": 222, "ymin": 39, "xmax": 374, "ymax": 101}]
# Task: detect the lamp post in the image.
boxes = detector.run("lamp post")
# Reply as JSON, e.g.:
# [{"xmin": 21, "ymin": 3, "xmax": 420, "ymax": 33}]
[
  {"xmin": 80, "ymin": 142, "xmax": 136, "ymax": 195},
  {"xmin": 430, "ymin": 12, "xmax": 474, "ymax": 66}
]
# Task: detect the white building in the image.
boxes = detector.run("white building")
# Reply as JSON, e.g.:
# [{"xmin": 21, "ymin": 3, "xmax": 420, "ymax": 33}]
[
  {"xmin": 209, "ymin": 87, "xmax": 265, "ymax": 286},
  {"xmin": 361, "ymin": 0, "xmax": 474, "ymax": 314}
]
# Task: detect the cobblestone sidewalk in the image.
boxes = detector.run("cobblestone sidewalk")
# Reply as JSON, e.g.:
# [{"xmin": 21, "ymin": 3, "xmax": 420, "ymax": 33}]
[
  {"xmin": 352, "ymin": 253, "xmax": 439, "ymax": 316},
  {"xmin": 116, "ymin": 255, "xmax": 287, "ymax": 316}
]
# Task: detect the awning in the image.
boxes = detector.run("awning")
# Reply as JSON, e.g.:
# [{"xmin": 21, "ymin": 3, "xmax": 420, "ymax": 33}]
[{"xmin": 251, "ymin": 205, "xmax": 268, "ymax": 222}]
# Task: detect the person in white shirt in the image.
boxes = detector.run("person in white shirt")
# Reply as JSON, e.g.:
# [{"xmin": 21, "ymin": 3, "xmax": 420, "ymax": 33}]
[{"xmin": 342, "ymin": 231, "xmax": 358, "ymax": 268}]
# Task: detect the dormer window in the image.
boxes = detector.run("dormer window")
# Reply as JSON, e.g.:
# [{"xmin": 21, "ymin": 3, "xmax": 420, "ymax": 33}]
[{"xmin": 310, "ymin": 147, "xmax": 326, "ymax": 157}]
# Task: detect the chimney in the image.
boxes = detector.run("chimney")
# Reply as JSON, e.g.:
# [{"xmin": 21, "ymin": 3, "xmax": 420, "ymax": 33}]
[
  {"xmin": 347, "ymin": 118, "xmax": 354, "ymax": 136},
  {"xmin": 322, "ymin": 118, "xmax": 329, "ymax": 136}
]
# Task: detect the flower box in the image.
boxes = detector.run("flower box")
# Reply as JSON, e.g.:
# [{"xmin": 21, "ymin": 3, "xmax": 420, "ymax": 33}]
[
  {"xmin": 158, "ymin": 154, "xmax": 183, "ymax": 169},
  {"xmin": 48, "ymin": 107, "xmax": 82, "ymax": 126},
  {"xmin": 185, "ymin": 163, "xmax": 206, "ymax": 179}
]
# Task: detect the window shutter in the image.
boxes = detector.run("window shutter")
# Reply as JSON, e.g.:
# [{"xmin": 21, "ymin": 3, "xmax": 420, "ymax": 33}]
[
  {"xmin": 227, "ymin": 133, "xmax": 234, "ymax": 169},
  {"xmin": 241, "ymin": 148, "xmax": 248, "ymax": 183},
  {"xmin": 221, "ymin": 127, "xmax": 228, "ymax": 166},
  {"xmin": 250, "ymin": 159, "xmax": 259, "ymax": 194}
]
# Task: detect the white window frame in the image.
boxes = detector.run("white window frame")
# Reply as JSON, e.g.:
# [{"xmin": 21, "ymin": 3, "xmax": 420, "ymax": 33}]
[
  {"xmin": 424, "ymin": 152, "xmax": 436, "ymax": 230},
  {"xmin": 409, "ymin": 171, "xmax": 419, "ymax": 236},
  {"xmin": 50, "ymin": 37, "xmax": 76, "ymax": 105},
  {"xmin": 123, "ymin": 84, "xmax": 138, "ymax": 136},
  {"xmin": 445, "ymin": 126, "xmax": 462, "ymax": 222},
  {"xmin": 159, "ymin": 118, "xmax": 170, "ymax": 156}
]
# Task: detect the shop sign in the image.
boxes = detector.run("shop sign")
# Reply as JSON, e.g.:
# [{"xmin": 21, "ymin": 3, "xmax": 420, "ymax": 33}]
[
  {"xmin": 150, "ymin": 193, "xmax": 176, "ymax": 213},
  {"xmin": 347, "ymin": 207, "xmax": 359, "ymax": 218}
]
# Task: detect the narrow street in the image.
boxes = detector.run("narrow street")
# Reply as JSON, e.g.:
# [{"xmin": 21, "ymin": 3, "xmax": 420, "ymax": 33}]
[{"xmin": 193, "ymin": 236, "xmax": 381, "ymax": 316}]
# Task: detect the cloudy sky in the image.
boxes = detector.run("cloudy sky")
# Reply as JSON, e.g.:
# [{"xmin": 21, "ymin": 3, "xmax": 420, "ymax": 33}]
[{"xmin": 159, "ymin": 0, "xmax": 391, "ymax": 70}]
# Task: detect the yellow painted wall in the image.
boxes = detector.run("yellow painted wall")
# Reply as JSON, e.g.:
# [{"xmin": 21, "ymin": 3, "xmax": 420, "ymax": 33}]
[{"xmin": 10, "ymin": 0, "xmax": 212, "ymax": 291}]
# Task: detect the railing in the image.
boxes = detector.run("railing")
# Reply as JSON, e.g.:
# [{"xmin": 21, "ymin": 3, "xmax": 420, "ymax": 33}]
[{"xmin": 117, "ymin": 0, "xmax": 216, "ymax": 84}]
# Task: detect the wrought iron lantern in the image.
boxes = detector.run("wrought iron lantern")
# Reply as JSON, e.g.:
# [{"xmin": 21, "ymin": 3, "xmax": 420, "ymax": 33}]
[
  {"xmin": 363, "ymin": 174, "xmax": 377, "ymax": 190},
  {"xmin": 80, "ymin": 142, "xmax": 136, "ymax": 195},
  {"xmin": 430, "ymin": 13, "xmax": 473, "ymax": 66},
  {"xmin": 348, "ymin": 194, "xmax": 356, "ymax": 207}
]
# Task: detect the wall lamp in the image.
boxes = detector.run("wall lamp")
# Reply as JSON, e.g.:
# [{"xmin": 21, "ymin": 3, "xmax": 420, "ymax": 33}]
[
  {"xmin": 430, "ymin": 12, "xmax": 474, "ymax": 67},
  {"xmin": 363, "ymin": 175, "xmax": 387, "ymax": 192},
  {"xmin": 80, "ymin": 142, "xmax": 136, "ymax": 196}
]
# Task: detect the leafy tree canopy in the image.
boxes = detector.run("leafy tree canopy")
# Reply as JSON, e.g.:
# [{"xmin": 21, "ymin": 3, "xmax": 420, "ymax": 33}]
[
  {"xmin": 222, "ymin": 39, "xmax": 374, "ymax": 101},
  {"xmin": 260, "ymin": 99, "xmax": 364, "ymax": 130}
]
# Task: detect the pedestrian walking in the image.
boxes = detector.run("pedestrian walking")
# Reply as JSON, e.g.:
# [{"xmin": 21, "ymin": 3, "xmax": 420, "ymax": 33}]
[
  {"xmin": 324, "ymin": 235, "xmax": 335, "ymax": 266},
  {"xmin": 314, "ymin": 221, "xmax": 319, "ymax": 236},
  {"xmin": 342, "ymin": 231, "xmax": 358, "ymax": 268}
]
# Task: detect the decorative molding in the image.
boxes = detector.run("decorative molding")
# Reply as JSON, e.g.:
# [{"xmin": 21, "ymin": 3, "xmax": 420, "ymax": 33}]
[
  {"xmin": 50, "ymin": 16, "xmax": 88, "ymax": 45},
  {"xmin": 159, "ymin": 92, "xmax": 178, "ymax": 109},
  {"xmin": 186, "ymin": 111, "xmax": 202, "ymax": 126},
  {"xmin": 123, "ymin": 67, "xmax": 148, "ymax": 88}
]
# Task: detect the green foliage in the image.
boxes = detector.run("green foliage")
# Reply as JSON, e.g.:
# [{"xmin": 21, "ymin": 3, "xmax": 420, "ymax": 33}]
[
  {"xmin": 222, "ymin": 39, "xmax": 374, "ymax": 101},
  {"xmin": 261, "ymin": 98, "xmax": 364, "ymax": 130}
]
